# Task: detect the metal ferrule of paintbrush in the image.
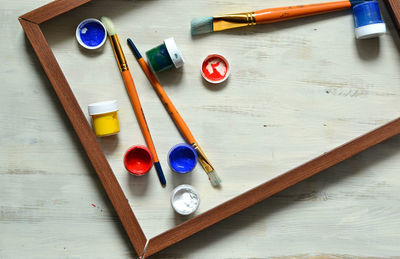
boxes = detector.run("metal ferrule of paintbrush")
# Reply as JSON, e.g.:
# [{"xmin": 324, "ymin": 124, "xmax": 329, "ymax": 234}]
[
  {"xmin": 109, "ymin": 34, "xmax": 129, "ymax": 72},
  {"xmin": 191, "ymin": 142, "xmax": 214, "ymax": 174},
  {"xmin": 213, "ymin": 12, "xmax": 256, "ymax": 32}
]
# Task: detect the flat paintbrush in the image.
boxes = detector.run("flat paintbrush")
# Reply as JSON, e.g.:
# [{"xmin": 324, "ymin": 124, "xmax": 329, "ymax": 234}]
[
  {"xmin": 101, "ymin": 17, "xmax": 166, "ymax": 186},
  {"xmin": 127, "ymin": 38, "xmax": 221, "ymax": 187},
  {"xmin": 191, "ymin": 0, "xmax": 367, "ymax": 35}
]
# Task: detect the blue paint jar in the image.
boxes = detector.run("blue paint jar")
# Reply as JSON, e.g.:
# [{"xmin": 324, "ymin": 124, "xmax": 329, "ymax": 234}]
[
  {"xmin": 76, "ymin": 18, "xmax": 107, "ymax": 49},
  {"xmin": 168, "ymin": 143, "xmax": 197, "ymax": 174},
  {"xmin": 353, "ymin": 1, "xmax": 386, "ymax": 39}
]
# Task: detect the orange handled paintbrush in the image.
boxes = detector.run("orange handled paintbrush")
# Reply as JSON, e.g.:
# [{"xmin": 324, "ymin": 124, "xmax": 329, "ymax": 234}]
[
  {"xmin": 101, "ymin": 17, "xmax": 166, "ymax": 186},
  {"xmin": 127, "ymin": 38, "xmax": 221, "ymax": 187},
  {"xmin": 191, "ymin": 0, "xmax": 367, "ymax": 35}
]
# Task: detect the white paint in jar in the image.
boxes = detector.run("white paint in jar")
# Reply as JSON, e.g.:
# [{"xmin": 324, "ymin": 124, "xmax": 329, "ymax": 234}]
[{"xmin": 171, "ymin": 184, "xmax": 200, "ymax": 215}]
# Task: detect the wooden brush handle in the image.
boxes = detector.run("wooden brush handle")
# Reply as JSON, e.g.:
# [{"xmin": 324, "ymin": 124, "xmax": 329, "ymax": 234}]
[
  {"xmin": 137, "ymin": 58, "xmax": 196, "ymax": 144},
  {"xmin": 122, "ymin": 70, "xmax": 159, "ymax": 162},
  {"xmin": 254, "ymin": 0, "xmax": 351, "ymax": 24}
]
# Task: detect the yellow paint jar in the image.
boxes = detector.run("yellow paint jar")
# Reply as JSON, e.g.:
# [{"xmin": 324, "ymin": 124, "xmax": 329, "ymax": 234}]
[{"xmin": 88, "ymin": 100, "xmax": 120, "ymax": 137}]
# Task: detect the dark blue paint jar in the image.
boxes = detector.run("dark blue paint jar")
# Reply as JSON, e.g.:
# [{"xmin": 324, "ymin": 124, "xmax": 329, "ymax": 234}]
[
  {"xmin": 168, "ymin": 143, "xmax": 197, "ymax": 174},
  {"xmin": 353, "ymin": 1, "xmax": 386, "ymax": 39}
]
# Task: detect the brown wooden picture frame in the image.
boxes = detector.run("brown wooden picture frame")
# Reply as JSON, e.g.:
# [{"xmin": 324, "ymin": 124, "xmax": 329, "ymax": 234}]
[{"xmin": 19, "ymin": 0, "xmax": 400, "ymax": 258}]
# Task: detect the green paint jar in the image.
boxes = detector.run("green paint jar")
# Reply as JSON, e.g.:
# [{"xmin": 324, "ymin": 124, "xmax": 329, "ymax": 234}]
[{"xmin": 145, "ymin": 37, "xmax": 184, "ymax": 73}]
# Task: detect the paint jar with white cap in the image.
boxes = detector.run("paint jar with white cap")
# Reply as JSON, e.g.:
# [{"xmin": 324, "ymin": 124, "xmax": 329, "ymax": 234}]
[
  {"xmin": 352, "ymin": 1, "xmax": 386, "ymax": 39},
  {"xmin": 88, "ymin": 100, "xmax": 120, "ymax": 137},
  {"xmin": 145, "ymin": 37, "xmax": 184, "ymax": 73}
]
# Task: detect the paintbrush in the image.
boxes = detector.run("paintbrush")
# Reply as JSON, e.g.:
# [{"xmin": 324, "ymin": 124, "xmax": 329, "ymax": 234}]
[
  {"xmin": 191, "ymin": 0, "xmax": 367, "ymax": 35},
  {"xmin": 127, "ymin": 38, "xmax": 221, "ymax": 187},
  {"xmin": 100, "ymin": 17, "xmax": 166, "ymax": 186}
]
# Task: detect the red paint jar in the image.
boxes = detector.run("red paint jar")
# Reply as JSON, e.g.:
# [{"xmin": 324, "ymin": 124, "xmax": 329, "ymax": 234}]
[
  {"xmin": 201, "ymin": 54, "xmax": 230, "ymax": 84},
  {"xmin": 124, "ymin": 145, "xmax": 153, "ymax": 176}
]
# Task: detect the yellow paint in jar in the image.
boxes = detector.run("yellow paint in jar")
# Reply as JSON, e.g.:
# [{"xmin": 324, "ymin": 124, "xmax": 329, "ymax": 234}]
[{"xmin": 88, "ymin": 100, "xmax": 120, "ymax": 137}]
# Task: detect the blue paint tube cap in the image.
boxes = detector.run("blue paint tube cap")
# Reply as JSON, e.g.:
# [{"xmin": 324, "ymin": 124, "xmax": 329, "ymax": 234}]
[
  {"xmin": 168, "ymin": 143, "xmax": 197, "ymax": 174},
  {"xmin": 353, "ymin": 1, "xmax": 386, "ymax": 39}
]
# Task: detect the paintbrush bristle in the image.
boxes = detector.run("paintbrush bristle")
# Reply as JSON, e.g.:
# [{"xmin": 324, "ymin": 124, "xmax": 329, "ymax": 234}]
[
  {"xmin": 208, "ymin": 170, "xmax": 221, "ymax": 186},
  {"xmin": 191, "ymin": 16, "xmax": 213, "ymax": 35},
  {"xmin": 101, "ymin": 16, "xmax": 116, "ymax": 36},
  {"xmin": 349, "ymin": 0, "xmax": 369, "ymax": 7}
]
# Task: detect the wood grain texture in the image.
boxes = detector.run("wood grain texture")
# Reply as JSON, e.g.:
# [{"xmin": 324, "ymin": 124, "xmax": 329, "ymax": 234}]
[
  {"xmin": 18, "ymin": 18, "xmax": 147, "ymax": 256},
  {"xmin": 20, "ymin": 0, "xmax": 92, "ymax": 24},
  {"xmin": 143, "ymin": 118, "xmax": 400, "ymax": 258},
  {"xmin": 384, "ymin": 0, "xmax": 400, "ymax": 31}
]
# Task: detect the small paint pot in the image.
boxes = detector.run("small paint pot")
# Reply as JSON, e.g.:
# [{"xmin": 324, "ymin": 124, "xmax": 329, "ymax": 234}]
[
  {"xmin": 171, "ymin": 184, "xmax": 200, "ymax": 215},
  {"xmin": 201, "ymin": 54, "xmax": 230, "ymax": 84},
  {"xmin": 145, "ymin": 37, "xmax": 184, "ymax": 73},
  {"xmin": 353, "ymin": 1, "xmax": 386, "ymax": 40},
  {"xmin": 124, "ymin": 145, "xmax": 153, "ymax": 176},
  {"xmin": 88, "ymin": 100, "xmax": 120, "ymax": 137},
  {"xmin": 76, "ymin": 18, "xmax": 107, "ymax": 49},
  {"xmin": 168, "ymin": 143, "xmax": 197, "ymax": 174}
]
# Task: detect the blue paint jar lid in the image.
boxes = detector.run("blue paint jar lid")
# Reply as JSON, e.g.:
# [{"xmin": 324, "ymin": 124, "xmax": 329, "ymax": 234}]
[
  {"xmin": 76, "ymin": 18, "xmax": 107, "ymax": 49},
  {"xmin": 353, "ymin": 1, "xmax": 386, "ymax": 39},
  {"xmin": 168, "ymin": 143, "xmax": 197, "ymax": 174}
]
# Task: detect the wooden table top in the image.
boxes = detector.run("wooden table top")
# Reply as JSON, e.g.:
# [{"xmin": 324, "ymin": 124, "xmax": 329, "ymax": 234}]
[{"xmin": 2, "ymin": 0, "xmax": 400, "ymax": 258}]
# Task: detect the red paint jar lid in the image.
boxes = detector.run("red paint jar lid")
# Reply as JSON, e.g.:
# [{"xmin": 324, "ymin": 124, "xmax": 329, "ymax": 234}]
[
  {"xmin": 124, "ymin": 145, "xmax": 153, "ymax": 176},
  {"xmin": 201, "ymin": 54, "xmax": 230, "ymax": 84}
]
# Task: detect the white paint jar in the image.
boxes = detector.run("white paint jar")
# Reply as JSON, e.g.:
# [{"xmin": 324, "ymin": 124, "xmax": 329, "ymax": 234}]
[{"xmin": 171, "ymin": 184, "xmax": 200, "ymax": 215}]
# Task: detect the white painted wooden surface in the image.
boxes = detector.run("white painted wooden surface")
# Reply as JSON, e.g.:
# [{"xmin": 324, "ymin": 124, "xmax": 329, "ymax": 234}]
[{"xmin": 1, "ymin": 0, "xmax": 400, "ymax": 258}]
